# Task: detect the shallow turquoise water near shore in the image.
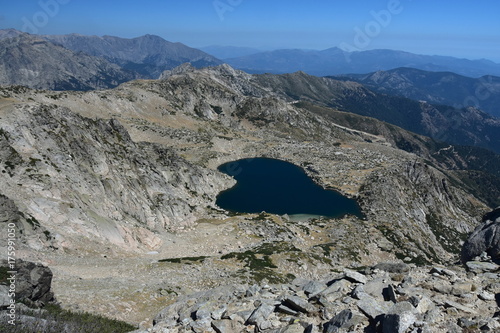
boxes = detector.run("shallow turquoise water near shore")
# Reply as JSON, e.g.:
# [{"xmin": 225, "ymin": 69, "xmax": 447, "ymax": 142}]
[{"xmin": 216, "ymin": 158, "xmax": 363, "ymax": 218}]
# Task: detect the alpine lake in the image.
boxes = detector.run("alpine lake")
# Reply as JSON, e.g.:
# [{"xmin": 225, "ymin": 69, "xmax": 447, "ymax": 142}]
[{"xmin": 216, "ymin": 158, "xmax": 363, "ymax": 220}]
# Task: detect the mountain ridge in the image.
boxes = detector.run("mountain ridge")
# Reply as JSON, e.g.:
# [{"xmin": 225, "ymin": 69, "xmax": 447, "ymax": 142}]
[
  {"xmin": 0, "ymin": 29, "xmax": 223, "ymax": 90},
  {"xmin": 250, "ymin": 70, "xmax": 500, "ymax": 154},
  {"xmin": 0, "ymin": 32, "xmax": 136, "ymax": 90},
  {"xmin": 225, "ymin": 47, "xmax": 500, "ymax": 77},
  {"xmin": 43, "ymin": 32, "xmax": 223, "ymax": 78},
  {"xmin": 335, "ymin": 67, "xmax": 500, "ymax": 118}
]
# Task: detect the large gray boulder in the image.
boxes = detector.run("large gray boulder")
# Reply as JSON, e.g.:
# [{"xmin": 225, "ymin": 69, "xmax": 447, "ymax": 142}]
[
  {"xmin": 0, "ymin": 259, "xmax": 55, "ymax": 307},
  {"xmin": 461, "ymin": 208, "xmax": 500, "ymax": 263}
]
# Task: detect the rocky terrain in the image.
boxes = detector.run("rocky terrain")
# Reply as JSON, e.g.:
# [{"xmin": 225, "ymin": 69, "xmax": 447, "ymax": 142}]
[
  {"xmin": 134, "ymin": 253, "xmax": 500, "ymax": 333},
  {"xmin": 135, "ymin": 209, "xmax": 500, "ymax": 332},
  {"xmin": 0, "ymin": 64, "xmax": 498, "ymax": 329}
]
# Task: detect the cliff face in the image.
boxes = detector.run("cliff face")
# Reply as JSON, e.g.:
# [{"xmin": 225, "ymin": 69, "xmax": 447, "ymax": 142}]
[
  {"xmin": 359, "ymin": 160, "xmax": 484, "ymax": 264},
  {"xmin": 0, "ymin": 103, "xmax": 232, "ymax": 252}
]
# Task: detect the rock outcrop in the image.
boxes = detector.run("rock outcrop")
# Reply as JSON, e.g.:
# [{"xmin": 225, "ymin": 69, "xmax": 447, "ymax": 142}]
[
  {"xmin": 461, "ymin": 208, "xmax": 500, "ymax": 263},
  {"xmin": 0, "ymin": 259, "xmax": 55, "ymax": 310}
]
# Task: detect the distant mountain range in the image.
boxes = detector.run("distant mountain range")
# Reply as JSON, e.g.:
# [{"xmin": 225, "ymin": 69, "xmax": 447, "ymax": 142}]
[
  {"xmin": 334, "ymin": 68, "xmax": 500, "ymax": 118},
  {"xmin": 4, "ymin": 28, "xmax": 500, "ymax": 91},
  {"xmin": 44, "ymin": 33, "xmax": 222, "ymax": 79},
  {"xmin": 0, "ymin": 29, "xmax": 222, "ymax": 90},
  {"xmin": 199, "ymin": 45, "xmax": 264, "ymax": 59},
  {"xmin": 224, "ymin": 47, "xmax": 500, "ymax": 78},
  {"xmin": 0, "ymin": 32, "xmax": 136, "ymax": 91}
]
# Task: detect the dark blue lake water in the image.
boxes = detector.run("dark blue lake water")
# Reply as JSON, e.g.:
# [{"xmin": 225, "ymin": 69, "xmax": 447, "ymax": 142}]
[{"xmin": 216, "ymin": 158, "xmax": 363, "ymax": 218}]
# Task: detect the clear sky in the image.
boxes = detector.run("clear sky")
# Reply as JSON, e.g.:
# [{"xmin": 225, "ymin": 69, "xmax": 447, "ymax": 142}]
[{"xmin": 1, "ymin": 0, "xmax": 499, "ymax": 61}]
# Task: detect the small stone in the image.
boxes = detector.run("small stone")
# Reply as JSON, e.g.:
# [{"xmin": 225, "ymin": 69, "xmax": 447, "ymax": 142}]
[
  {"xmin": 211, "ymin": 305, "xmax": 227, "ymax": 320},
  {"xmin": 433, "ymin": 281, "xmax": 452, "ymax": 294},
  {"xmin": 357, "ymin": 295, "xmax": 391, "ymax": 319},
  {"xmin": 415, "ymin": 296, "xmax": 435, "ymax": 314},
  {"xmin": 383, "ymin": 312, "xmax": 417, "ymax": 333},
  {"xmin": 451, "ymin": 283, "xmax": 472, "ymax": 296},
  {"xmin": 351, "ymin": 285, "xmax": 365, "ymax": 300},
  {"xmin": 343, "ymin": 269, "xmax": 367, "ymax": 284},
  {"xmin": 259, "ymin": 320, "xmax": 273, "ymax": 330},
  {"xmin": 478, "ymin": 291, "xmax": 495, "ymax": 301},
  {"xmin": 277, "ymin": 305, "xmax": 299, "ymax": 316},
  {"xmin": 246, "ymin": 303, "xmax": 275, "ymax": 326},
  {"xmin": 302, "ymin": 280, "xmax": 326, "ymax": 296},
  {"xmin": 441, "ymin": 268, "xmax": 457, "ymax": 277},
  {"xmin": 324, "ymin": 309, "xmax": 353, "ymax": 333},
  {"xmin": 444, "ymin": 300, "xmax": 477, "ymax": 314},
  {"xmin": 283, "ymin": 296, "xmax": 316, "ymax": 313},
  {"xmin": 246, "ymin": 284, "xmax": 260, "ymax": 297},
  {"xmin": 363, "ymin": 278, "xmax": 389, "ymax": 301},
  {"xmin": 383, "ymin": 285, "xmax": 397, "ymax": 303},
  {"xmin": 314, "ymin": 279, "xmax": 351, "ymax": 299},
  {"xmin": 466, "ymin": 261, "xmax": 500, "ymax": 273}
]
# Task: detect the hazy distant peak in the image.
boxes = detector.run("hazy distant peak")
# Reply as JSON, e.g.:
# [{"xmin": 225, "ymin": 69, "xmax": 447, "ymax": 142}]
[
  {"xmin": 0, "ymin": 28, "xmax": 26, "ymax": 40},
  {"xmin": 199, "ymin": 45, "xmax": 265, "ymax": 59}
]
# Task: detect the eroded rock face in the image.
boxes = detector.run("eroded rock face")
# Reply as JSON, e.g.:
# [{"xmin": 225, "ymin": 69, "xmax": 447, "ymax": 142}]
[
  {"xmin": 0, "ymin": 104, "xmax": 233, "ymax": 252},
  {"xmin": 461, "ymin": 208, "xmax": 500, "ymax": 263}
]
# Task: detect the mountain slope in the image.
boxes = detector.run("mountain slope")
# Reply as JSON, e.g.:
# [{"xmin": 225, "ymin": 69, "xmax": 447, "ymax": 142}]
[
  {"xmin": 251, "ymin": 71, "xmax": 500, "ymax": 154},
  {"xmin": 226, "ymin": 47, "xmax": 500, "ymax": 77},
  {"xmin": 44, "ymin": 33, "xmax": 223, "ymax": 78},
  {"xmin": 0, "ymin": 33, "xmax": 136, "ymax": 90},
  {"xmin": 335, "ymin": 67, "xmax": 500, "ymax": 118}
]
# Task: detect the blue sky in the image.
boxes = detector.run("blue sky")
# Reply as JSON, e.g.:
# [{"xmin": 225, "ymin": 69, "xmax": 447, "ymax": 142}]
[{"xmin": 1, "ymin": 0, "xmax": 499, "ymax": 61}]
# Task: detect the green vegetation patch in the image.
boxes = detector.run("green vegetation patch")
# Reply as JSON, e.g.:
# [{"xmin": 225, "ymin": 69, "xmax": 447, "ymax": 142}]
[
  {"xmin": 313, "ymin": 242, "xmax": 361, "ymax": 263},
  {"xmin": 0, "ymin": 265, "xmax": 9, "ymax": 284},
  {"xmin": 158, "ymin": 256, "xmax": 208, "ymax": 264},
  {"xmin": 425, "ymin": 212, "xmax": 466, "ymax": 255},
  {"xmin": 1, "ymin": 303, "xmax": 137, "ymax": 333},
  {"xmin": 221, "ymin": 242, "xmax": 300, "ymax": 283}
]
